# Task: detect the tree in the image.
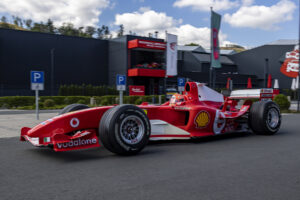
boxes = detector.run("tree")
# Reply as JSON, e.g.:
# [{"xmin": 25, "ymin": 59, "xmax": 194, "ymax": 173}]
[
  {"xmin": 24, "ymin": 19, "xmax": 32, "ymax": 29},
  {"xmin": 103, "ymin": 25, "xmax": 110, "ymax": 38},
  {"xmin": 117, "ymin": 24, "xmax": 124, "ymax": 37},
  {"xmin": 58, "ymin": 22, "xmax": 80, "ymax": 36},
  {"xmin": 85, "ymin": 26, "xmax": 96, "ymax": 38},
  {"xmin": 96, "ymin": 27, "xmax": 104, "ymax": 39},
  {"xmin": 46, "ymin": 19, "xmax": 56, "ymax": 33},
  {"xmin": 1, "ymin": 16, "xmax": 7, "ymax": 23},
  {"xmin": 185, "ymin": 43, "xmax": 199, "ymax": 46}
]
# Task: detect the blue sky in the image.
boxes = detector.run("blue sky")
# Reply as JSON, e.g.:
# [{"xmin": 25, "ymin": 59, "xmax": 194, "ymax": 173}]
[{"xmin": 0, "ymin": 0, "xmax": 298, "ymax": 48}]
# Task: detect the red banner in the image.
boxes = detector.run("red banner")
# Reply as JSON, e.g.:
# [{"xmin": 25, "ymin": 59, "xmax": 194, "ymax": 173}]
[
  {"xmin": 280, "ymin": 46, "xmax": 299, "ymax": 78},
  {"xmin": 128, "ymin": 39, "xmax": 166, "ymax": 50},
  {"xmin": 129, "ymin": 85, "xmax": 145, "ymax": 96}
]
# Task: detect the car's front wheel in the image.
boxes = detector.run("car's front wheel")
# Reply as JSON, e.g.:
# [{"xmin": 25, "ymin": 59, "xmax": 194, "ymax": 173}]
[{"xmin": 99, "ymin": 104, "xmax": 150, "ymax": 155}]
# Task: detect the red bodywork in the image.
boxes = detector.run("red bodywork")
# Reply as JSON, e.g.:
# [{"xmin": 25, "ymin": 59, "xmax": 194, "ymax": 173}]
[{"xmin": 21, "ymin": 82, "xmax": 258, "ymax": 152}]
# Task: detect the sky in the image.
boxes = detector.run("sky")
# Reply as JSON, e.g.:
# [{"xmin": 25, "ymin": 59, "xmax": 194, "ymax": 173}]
[{"xmin": 0, "ymin": 0, "xmax": 298, "ymax": 48}]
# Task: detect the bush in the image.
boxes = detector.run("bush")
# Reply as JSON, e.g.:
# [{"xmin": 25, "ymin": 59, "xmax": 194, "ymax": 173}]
[
  {"xmin": 58, "ymin": 84, "xmax": 118, "ymax": 96},
  {"xmin": 77, "ymin": 99, "xmax": 87, "ymax": 104},
  {"xmin": 134, "ymin": 98, "xmax": 143, "ymax": 105},
  {"xmin": 43, "ymin": 99, "xmax": 55, "ymax": 107},
  {"xmin": 274, "ymin": 94, "xmax": 290, "ymax": 110}
]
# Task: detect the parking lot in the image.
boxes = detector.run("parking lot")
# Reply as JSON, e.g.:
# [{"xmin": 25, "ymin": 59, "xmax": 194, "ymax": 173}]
[{"xmin": 0, "ymin": 111, "xmax": 300, "ymax": 200}]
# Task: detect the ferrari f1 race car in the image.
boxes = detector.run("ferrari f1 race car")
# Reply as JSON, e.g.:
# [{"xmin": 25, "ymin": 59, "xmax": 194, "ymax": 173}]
[{"xmin": 20, "ymin": 82, "xmax": 281, "ymax": 155}]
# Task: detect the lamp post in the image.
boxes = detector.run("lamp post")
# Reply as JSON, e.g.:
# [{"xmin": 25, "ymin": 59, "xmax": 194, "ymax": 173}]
[{"xmin": 51, "ymin": 48, "xmax": 55, "ymax": 96}]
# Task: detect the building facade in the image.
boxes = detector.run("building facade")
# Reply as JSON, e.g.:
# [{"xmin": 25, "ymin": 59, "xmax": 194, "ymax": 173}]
[{"xmin": 0, "ymin": 28, "xmax": 297, "ymax": 96}]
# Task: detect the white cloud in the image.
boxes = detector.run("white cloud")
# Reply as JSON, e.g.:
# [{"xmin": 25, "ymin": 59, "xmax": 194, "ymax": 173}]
[
  {"xmin": 169, "ymin": 25, "xmax": 229, "ymax": 48},
  {"xmin": 0, "ymin": 0, "xmax": 110, "ymax": 27},
  {"xmin": 115, "ymin": 9, "xmax": 181, "ymax": 34},
  {"xmin": 224, "ymin": 0, "xmax": 296, "ymax": 30},
  {"xmin": 241, "ymin": 0, "xmax": 254, "ymax": 6},
  {"xmin": 114, "ymin": 8, "xmax": 229, "ymax": 48},
  {"xmin": 173, "ymin": 0, "xmax": 239, "ymax": 11}
]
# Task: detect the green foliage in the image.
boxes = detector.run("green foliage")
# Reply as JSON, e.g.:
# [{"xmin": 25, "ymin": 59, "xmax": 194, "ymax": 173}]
[
  {"xmin": 0, "ymin": 15, "xmax": 111, "ymax": 39},
  {"xmin": 43, "ymin": 99, "xmax": 55, "ymax": 107},
  {"xmin": 0, "ymin": 95, "xmax": 166, "ymax": 109},
  {"xmin": 274, "ymin": 94, "xmax": 290, "ymax": 110},
  {"xmin": 184, "ymin": 43, "xmax": 199, "ymax": 46},
  {"xmin": 58, "ymin": 84, "xmax": 118, "ymax": 96}
]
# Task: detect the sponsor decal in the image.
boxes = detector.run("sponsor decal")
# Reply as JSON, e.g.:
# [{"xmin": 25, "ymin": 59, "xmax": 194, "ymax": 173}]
[
  {"xmin": 213, "ymin": 110, "xmax": 226, "ymax": 134},
  {"xmin": 195, "ymin": 111, "xmax": 210, "ymax": 128},
  {"xmin": 170, "ymin": 42, "xmax": 176, "ymax": 51},
  {"xmin": 129, "ymin": 85, "xmax": 145, "ymax": 96},
  {"xmin": 70, "ymin": 118, "xmax": 80, "ymax": 128},
  {"xmin": 56, "ymin": 138, "xmax": 97, "ymax": 149},
  {"xmin": 174, "ymin": 106, "xmax": 191, "ymax": 110},
  {"xmin": 143, "ymin": 109, "xmax": 148, "ymax": 115},
  {"xmin": 280, "ymin": 45, "xmax": 299, "ymax": 78}
]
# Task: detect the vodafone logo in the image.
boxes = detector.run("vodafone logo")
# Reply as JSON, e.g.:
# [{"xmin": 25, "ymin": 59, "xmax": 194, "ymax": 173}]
[
  {"xmin": 70, "ymin": 118, "xmax": 80, "ymax": 128},
  {"xmin": 56, "ymin": 138, "xmax": 97, "ymax": 149}
]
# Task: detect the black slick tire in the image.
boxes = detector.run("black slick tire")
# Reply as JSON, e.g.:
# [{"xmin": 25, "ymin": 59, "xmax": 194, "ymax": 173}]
[
  {"xmin": 249, "ymin": 101, "xmax": 281, "ymax": 135},
  {"xmin": 99, "ymin": 104, "xmax": 150, "ymax": 155},
  {"xmin": 59, "ymin": 104, "xmax": 90, "ymax": 115}
]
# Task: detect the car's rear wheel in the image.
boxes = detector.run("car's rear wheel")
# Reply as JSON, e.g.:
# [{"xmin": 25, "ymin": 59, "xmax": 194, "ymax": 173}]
[
  {"xmin": 249, "ymin": 101, "xmax": 281, "ymax": 135},
  {"xmin": 99, "ymin": 104, "xmax": 150, "ymax": 155},
  {"xmin": 59, "ymin": 104, "xmax": 90, "ymax": 115}
]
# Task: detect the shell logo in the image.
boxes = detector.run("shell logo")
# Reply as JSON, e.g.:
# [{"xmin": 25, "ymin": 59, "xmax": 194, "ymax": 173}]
[{"xmin": 195, "ymin": 111, "xmax": 210, "ymax": 128}]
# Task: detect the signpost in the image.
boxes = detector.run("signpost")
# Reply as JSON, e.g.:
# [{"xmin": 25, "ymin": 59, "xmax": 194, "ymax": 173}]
[
  {"xmin": 116, "ymin": 74, "xmax": 126, "ymax": 105},
  {"xmin": 178, "ymin": 77, "xmax": 185, "ymax": 93},
  {"xmin": 31, "ymin": 71, "xmax": 44, "ymax": 120}
]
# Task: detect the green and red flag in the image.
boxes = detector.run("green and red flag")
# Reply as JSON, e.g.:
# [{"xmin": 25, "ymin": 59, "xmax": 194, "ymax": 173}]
[{"xmin": 211, "ymin": 10, "xmax": 222, "ymax": 68}]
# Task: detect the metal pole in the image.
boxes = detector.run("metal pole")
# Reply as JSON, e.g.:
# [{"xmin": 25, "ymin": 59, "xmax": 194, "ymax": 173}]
[
  {"xmin": 35, "ymin": 89, "xmax": 39, "ymax": 120},
  {"xmin": 297, "ymin": 1, "xmax": 300, "ymax": 112},
  {"xmin": 264, "ymin": 58, "xmax": 268, "ymax": 88},
  {"xmin": 209, "ymin": 7, "xmax": 213, "ymax": 87},
  {"xmin": 51, "ymin": 48, "xmax": 55, "ymax": 96},
  {"xmin": 119, "ymin": 91, "xmax": 123, "ymax": 105}
]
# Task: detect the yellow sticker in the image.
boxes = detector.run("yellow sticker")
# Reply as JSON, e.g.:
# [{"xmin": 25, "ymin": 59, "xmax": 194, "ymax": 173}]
[
  {"xmin": 195, "ymin": 111, "xmax": 210, "ymax": 128},
  {"xmin": 143, "ymin": 109, "xmax": 148, "ymax": 115}
]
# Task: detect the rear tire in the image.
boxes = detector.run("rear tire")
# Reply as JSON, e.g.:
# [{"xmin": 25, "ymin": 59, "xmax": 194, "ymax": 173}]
[
  {"xmin": 249, "ymin": 101, "xmax": 281, "ymax": 135},
  {"xmin": 99, "ymin": 105, "xmax": 150, "ymax": 155},
  {"xmin": 59, "ymin": 104, "xmax": 90, "ymax": 115}
]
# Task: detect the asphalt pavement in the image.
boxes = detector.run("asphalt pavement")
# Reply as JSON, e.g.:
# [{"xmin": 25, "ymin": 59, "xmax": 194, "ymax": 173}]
[{"xmin": 0, "ymin": 113, "xmax": 300, "ymax": 200}]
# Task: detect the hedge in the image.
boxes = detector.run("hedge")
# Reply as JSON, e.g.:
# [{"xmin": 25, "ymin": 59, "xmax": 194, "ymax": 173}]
[
  {"xmin": 0, "ymin": 95, "xmax": 166, "ymax": 109},
  {"xmin": 58, "ymin": 84, "xmax": 118, "ymax": 96}
]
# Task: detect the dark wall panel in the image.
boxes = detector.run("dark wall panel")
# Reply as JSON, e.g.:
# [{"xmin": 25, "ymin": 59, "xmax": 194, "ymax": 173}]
[
  {"xmin": 0, "ymin": 28, "xmax": 108, "ymax": 96},
  {"xmin": 230, "ymin": 45, "xmax": 294, "ymax": 88}
]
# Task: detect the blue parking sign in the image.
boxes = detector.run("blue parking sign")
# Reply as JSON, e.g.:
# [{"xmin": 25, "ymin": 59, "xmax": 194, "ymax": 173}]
[
  {"xmin": 31, "ymin": 71, "xmax": 44, "ymax": 83},
  {"xmin": 116, "ymin": 74, "xmax": 126, "ymax": 91},
  {"xmin": 178, "ymin": 77, "xmax": 185, "ymax": 87},
  {"xmin": 31, "ymin": 71, "xmax": 44, "ymax": 90}
]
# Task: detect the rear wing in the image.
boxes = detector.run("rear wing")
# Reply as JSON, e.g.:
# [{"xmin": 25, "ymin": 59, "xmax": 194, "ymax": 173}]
[{"xmin": 229, "ymin": 88, "xmax": 278, "ymax": 100}]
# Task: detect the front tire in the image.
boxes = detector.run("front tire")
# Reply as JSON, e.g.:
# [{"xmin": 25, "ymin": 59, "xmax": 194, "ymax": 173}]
[
  {"xmin": 99, "ymin": 105, "xmax": 150, "ymax": 155},
  {"xmin": 249, "ymin": 101, "xmax": 281, "ymax": 135},
  {"xmin": 59, "ymin": 104, "xmax": 90, "ymax": 115}
]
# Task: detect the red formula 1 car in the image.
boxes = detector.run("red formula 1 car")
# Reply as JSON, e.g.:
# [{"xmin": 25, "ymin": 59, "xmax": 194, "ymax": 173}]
[{"xmin": 20, "ymin": 82, "xmax": 281, "ymax": 155}]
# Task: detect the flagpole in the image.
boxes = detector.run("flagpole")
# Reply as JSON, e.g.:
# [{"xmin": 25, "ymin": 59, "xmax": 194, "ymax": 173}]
[
  {"xmin": 209, "ymin": 7, "xmax": 213, "ymax": 88},
  {"xmin": 297, "ymin": 1, "xmax": 300, "ymax": 112}
]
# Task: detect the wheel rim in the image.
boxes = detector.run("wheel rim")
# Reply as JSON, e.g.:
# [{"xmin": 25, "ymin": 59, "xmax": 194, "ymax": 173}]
[
  {"xmin": 120, "ymin": 115, "xmax": 145, "ymax": 145},
  {"xmin": 267, "ymin": 108, "xmax": 279, "ymax": 129}
]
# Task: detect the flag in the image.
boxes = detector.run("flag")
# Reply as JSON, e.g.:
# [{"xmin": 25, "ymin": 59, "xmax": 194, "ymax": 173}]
[
  {"xmin": 211, "ymin": 10, "xmax": 222, "ymax": 68},
  {"xmin": 267, "ymin": 74, "xmax": 272, "ymax": 88},
  {"xmin": 226, "ymin": 77, "xmax": 231, "ymax": 89},
  {"xmin": 166, "ymin": 33, "xmax": 178, "ymax": 76},
  {"xmin": 247, "ymin": 77, "xmax": 252, "ymax": 89}
]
